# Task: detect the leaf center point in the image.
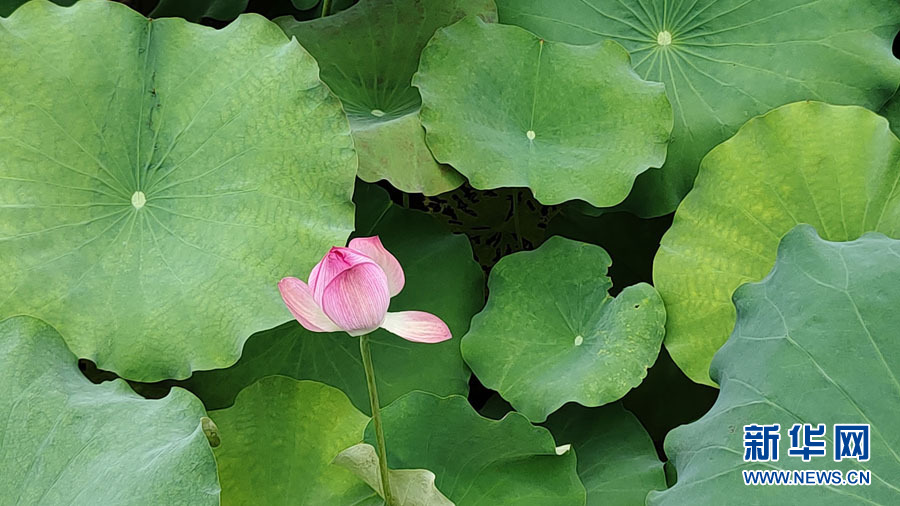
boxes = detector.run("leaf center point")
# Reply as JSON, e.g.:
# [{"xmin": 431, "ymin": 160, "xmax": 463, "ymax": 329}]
[
  {"xmin": 131, "ymin": 191, "xmax": 146, "ymax": 209},
  {"xmin": 574, "ymin": 335, "xmax": 584, "ymax": 346},
  {"xmin": 657, "ymin": 31, "xmax": 672, "ymax": 46},
  {"xmin": 526, "ymin": 130, "xmax": 536, "ymax": 140}
]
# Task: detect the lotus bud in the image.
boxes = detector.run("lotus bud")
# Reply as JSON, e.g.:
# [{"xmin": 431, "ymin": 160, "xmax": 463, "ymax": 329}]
[{"xmin": 278, "ymin": 236, "xmax": 451, "ymax": 343}]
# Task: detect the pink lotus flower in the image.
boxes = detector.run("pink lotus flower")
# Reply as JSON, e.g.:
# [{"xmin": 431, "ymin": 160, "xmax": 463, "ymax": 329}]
[{"xmin": 278, "ymin": 236, "xmax": 452, "ymax": 343}]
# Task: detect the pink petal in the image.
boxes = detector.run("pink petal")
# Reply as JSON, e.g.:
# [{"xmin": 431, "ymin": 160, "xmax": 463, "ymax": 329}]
[
  {"xmin": 381, "ymin": 311, "xmax": 452, "ymax": 343},
  {"xmin": 348, "ymin": 236, "xmax": 405, "ymax": 296},
  {"xmin": 278, "ymin": 277, "xmax": 340, "ymax": 333},
  {"xmin": 309, "ymin": 247, "xmax": 382, "ymax": 306},
  {"xmin": 320, "ymin": 262, "xmax": 391, "ymax": 336}
]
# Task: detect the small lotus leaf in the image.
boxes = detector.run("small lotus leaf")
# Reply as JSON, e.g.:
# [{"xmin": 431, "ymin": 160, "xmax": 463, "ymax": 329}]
[
  {"xmin": 463, "ymin": 236, "xmax": 666, "ymax": 422},
  {"xmin": 414, "ymin": 17, "xmax": 673, "ymax": 206}
]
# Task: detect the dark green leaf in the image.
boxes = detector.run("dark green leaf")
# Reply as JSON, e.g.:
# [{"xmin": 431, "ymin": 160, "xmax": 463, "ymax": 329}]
[
  {"xmin": 546, "ymin": 403, "xmax": 666, "ymax": 505},
  {"xmin": 365, "ymin": 392, "xmax": 586, "ymax": 505}
]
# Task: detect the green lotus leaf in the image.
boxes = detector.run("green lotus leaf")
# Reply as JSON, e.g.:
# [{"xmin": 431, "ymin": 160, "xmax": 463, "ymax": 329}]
[
  {"xmin": 181, "ymin": 184, "xmax": 482, "ymax": 413},
  {"xmin": 497, "ymin": 0, "xmax": 900, "ymax": 216},
  {"xmin": 654, "ymin": 101, "xmax": 900, "ymax": 385},
  {"xmin": 462, "ymin": 236, "xmax": 666, "ymax": 422},
  {"xmin": 364, "ymin": 392, "xmax": 587, "ymax": 505},
  {"xmin": 150, "ymin": 0, "xmax": 247, "ymax": 22},
  {"xmin": 414, "ymin": 16, "xmax": 673, "ymax": 207},
  {"xmin": 0, "ymin": 316, "xmax": 219, "ymax": 504},
  {"xmin": 650, "ymin": 225, "xmax": 900, "ymax": 504},
  {"xmin": 277, "ymin": 0, "xmax": 497, "ymax": 195},
  {"xmin": 334, "ymin": 443, "xmax": 453, "ymax": 506},
  {"xmin": 211, "ymin": 376, "xmax": 373, "ymax": 505},
  {"xmin": 0, "ymin": 0, "xmax": 356, "ymax": 381},
  {"xmin": 545, "ymin": 403, "xmax": 666, "ymax": 505}
]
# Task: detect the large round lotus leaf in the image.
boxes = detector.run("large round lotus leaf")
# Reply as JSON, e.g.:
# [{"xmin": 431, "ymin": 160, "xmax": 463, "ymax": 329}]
[
  {"xmin": 181, "ymin": 184, "xmax": 483, "ymax": 413},
  {"xmin": 462, "ymin": 236, "xmax": 666, "ymax": 422},
  {"xmin": 414, "ymin": 16, "xmax": 673, "ymax": 207},
  {"xmin": 0, "ymin": 316, "xmax": 219, "ymax": 505},
  {"xmin": 545, "ymin": 403, "xmax": 665, "ymax": 505},
  {"xmin": 497, "ymin": 0, "xmax": 900, "ymax": 217},
  {"xmin": 211, "ymin": 377, "xmax": 374, "ymax": 505},
  {"xmin": 654, "ymin": 101, "xmax": 900, "ymax": 386},
  {"xmin": 364, "ymin": 392, "xmax": 586, "ymax": 505},
  {"xmin": 0, "ymin": 0, "xmax": 357, "ymax": 381},
  {"xmin": 651, "ymin": 226, "xmax": 900, "ymax": 504},
  {"xmin": 277, "ymin": 0, "xmax": 497, "ymax": 195}
]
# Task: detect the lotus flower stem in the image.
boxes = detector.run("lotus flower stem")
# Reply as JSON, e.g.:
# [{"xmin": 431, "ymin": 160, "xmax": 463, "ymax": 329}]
[
  {"xmin": 359, "ymin": 334, "xmax": 395, "ymax": 506},
  {"xmin": 320, "ymin": 0, "xmax": 332, "ymax": 17}
]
